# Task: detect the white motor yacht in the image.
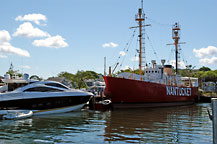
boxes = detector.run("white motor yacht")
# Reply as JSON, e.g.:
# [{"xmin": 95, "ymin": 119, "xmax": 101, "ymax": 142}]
[{"xmin": 0, "ymin": 75, "xmax": 93, "ymax": 116}]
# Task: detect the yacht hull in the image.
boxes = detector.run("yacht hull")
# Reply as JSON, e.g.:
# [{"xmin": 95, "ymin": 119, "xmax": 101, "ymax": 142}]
[{"xmin": 0, "ymin": 95, "xmax": 92, "ymax": 112}]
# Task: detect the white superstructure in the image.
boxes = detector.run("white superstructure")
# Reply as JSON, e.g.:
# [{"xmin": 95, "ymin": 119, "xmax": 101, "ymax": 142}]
[{"xmin": 117, "ymin": 61, "xmax": 198, "ymax": 87}]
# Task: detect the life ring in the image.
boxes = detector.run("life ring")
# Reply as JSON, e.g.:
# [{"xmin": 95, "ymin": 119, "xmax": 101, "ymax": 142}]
[{"xmin": 102, "ymin": 100, "xmax": 111, "ymax": 105}]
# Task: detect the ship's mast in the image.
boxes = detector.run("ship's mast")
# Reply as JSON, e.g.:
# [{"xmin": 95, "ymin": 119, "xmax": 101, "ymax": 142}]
[
  {"xmin": 168, "ymin": 23, "xmax": 185, "ymax": 74},
  {"xmin": 173, "ymin": 23, "xmax": 180, "ymax": 73},
  {"xmin": 136, "ymin": 8, "xmax": 144, "ymax": 75},
  {"xmin": 134, "ymin": 5, "xmax": 150, "ymax": 76}
]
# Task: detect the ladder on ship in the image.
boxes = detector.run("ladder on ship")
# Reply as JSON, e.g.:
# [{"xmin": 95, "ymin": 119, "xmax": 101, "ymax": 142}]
[{"xmin": 141, "ymin": 19, "xmax": 146, "ymax": 70}]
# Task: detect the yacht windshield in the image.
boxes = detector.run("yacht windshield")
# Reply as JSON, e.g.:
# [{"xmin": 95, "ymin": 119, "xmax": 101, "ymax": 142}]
[
  {"xmin": 45, "ymin": 83, "xmax": 69, "ymax": 89},
  {"xmin": 24, "ymin": 86, "xmax": 64, "ymax": 92}
]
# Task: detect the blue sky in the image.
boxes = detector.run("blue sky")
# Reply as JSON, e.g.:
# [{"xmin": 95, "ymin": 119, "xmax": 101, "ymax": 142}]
[{"xmin": 0, "ymin": 0, "xmax": 217, "ymax": 78}]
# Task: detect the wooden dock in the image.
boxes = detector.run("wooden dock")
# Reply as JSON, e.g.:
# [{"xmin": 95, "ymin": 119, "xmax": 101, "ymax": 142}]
[{"xmin": 197, "ymin": 93, "xmax": 217, "ymax": 103}]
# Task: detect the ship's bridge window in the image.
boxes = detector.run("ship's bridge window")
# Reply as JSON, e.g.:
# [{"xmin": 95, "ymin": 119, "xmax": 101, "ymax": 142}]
[
  {"xmin": 45, "ymin": 83, "xmax": 69, "ymax": 89},
  {"xmin": 24, "ymin": 86, "xmax": 63, "ymax": 92}
]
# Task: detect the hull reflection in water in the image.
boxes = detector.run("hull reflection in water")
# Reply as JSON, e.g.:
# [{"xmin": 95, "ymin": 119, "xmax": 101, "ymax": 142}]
[
  {"xmin": 0, "ymin": 112, "xmax": 102, "ymax": 144},
  {"xmin": 104, "ymin": 104, "xmax": 212, "ymax": 143},
  {"xmin": 0, "ymin": 104, "xmax": 212, "ymax": 143}
]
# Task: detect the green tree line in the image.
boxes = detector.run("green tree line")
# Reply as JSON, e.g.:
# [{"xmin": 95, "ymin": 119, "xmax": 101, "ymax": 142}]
[
  {"xmin": 58, "ymin": 70, "xmax": 101, "ymax": 89},
  {"xmin": 179, "ymin": 66, "xmax": 217, "ymax": 83}
]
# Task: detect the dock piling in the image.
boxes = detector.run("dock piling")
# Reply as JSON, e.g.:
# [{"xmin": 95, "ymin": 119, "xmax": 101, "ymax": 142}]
[{"xmin": 212, "ymin": 98, "xmax": 217, "ymax": 144}]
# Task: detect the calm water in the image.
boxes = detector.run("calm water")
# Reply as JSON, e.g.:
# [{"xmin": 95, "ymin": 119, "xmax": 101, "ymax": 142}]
[{"xmin": 0, "ymin": 103, "xmax": 212, "ymax": 144}]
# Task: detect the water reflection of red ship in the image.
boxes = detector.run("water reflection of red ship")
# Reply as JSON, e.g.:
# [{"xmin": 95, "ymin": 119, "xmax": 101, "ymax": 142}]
[{"xmin": 104, "ymin": 105, "xmax": 206, "ymax": 143}]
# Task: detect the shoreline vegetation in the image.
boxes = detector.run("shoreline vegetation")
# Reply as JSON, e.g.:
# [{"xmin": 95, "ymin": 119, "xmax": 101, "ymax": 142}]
[{"xmin": 2, "ymin": 66, "xmax": 217, "ymax": 91}]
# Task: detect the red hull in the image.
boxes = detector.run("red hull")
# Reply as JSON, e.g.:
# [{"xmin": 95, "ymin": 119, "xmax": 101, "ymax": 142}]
[{"xmin": 103, "ymin": 76, "xmax": 198, "ymax": 108}]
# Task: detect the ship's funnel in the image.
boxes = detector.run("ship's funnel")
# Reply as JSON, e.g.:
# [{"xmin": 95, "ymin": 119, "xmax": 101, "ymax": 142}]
[
  {"xmin": 161, "ymin": 59, "xmax": 165, "ymax": 67},
  {"xmin": 151, "ymin": 60, "xmax": 156, "ymax": 69},
  {"xmin": 163, "ymin": 65, "xmax": 173, "ymax": 75}
]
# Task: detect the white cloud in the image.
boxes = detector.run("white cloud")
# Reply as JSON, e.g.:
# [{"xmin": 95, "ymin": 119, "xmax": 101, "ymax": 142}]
[
  {"xmin": 102, "ymin": 42, "xmax": 118, "ymax": 48},
  {"xmin": 0, "ymin": 30, "xmax": 11, "ymax": 42},
  {"xmin": 131, "ymin": 56, "xmax": 139, "ymax": 61},
  {"xmin": 193, "ymin": 46, "xmax": 217, "ymax": 66},
  {"xmin": 169, "ymin": 60, "xmax": 186, "ymax": 69},
  {"xmin": 0, "ymin": 54, "xmax": 7, "ymax": 58},
  {"xmin": 199, "ymin": 57, "xmax": 217, "ymax": 65},
  {"xmin": 13, "ymin": 22, "xmax": 50, "ymax": 38},
  {"xmin": 0, "ymin": 30, "xmax": 30, "ymax": 57},
  {"xmin": 0, "ymin": 42, "xmax": 30, "ymax": 57},
  {"xmin": 193, "ymin": 46, "xmax": 217, "ymax": 58},
  {"xmin": 15, "ymin": 13, "xmax": 47, "ymax": 25},
  {"xmin": 119, "ymin": 51, "xmax": 126, "ymax": 56},
  {"xmin": 32, "ymin": 35, "xmax": 68, "ymax": 48},
  {"xmin": 20, "ymin": 65, "xmax": 31, "ymax": 69},
  {"xmin": 121, "ymin": 65, "xmax": 131, "ymax": 70}
]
